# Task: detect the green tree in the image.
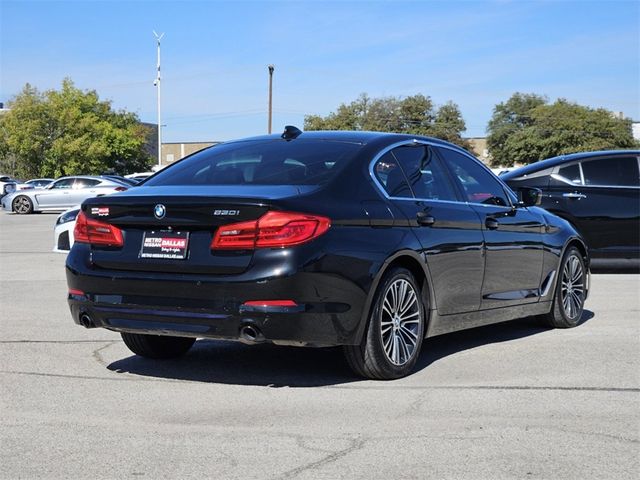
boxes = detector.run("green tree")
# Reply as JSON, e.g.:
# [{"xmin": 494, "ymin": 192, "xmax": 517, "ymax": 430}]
[
  {"xmin": 487, "ymin": 93, "xmax": 637, "ymax": 166},
  {"xmin": 304, "ymin": 93, "xmax": 469, "ymax": 149},
  {"xmin": 0, "ymin": 79, "xmax": 152, "ymax": 178},
  {"xmin": 486, "ymin": 92, "xmax": 547, "ymax": 167}
]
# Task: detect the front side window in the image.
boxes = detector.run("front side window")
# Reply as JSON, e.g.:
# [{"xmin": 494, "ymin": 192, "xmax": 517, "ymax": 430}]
[
  {"xmin": 145, "ymin": 140, "xmax": 362, "ymax": 186},
  {"xmin": 391, "ymin": 145, "xmax": 458, "ymax": 201},
  {"xmin": 437, "ymin": 148, "xmax": 511, "ymax": 207},
  {"xmin": 581, "ymin": 156, "xmax": 639, "ymax": 187},
  {"xmin": 374, "ymin": 152, "xmax": 412, "ymax": 198}
]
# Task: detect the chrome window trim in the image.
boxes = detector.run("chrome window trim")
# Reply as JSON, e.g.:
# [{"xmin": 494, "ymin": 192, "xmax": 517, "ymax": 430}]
[
  {"xmin": 550, "ymin": 172, "xmax": 580, "ymax": 186},
  {"xmin": 578, "ymin": 162, "xmax": 586, "ymax": 185},
  {"xmin": 368, "ymin": 139, "xmax": 517, "ymax": 207}
]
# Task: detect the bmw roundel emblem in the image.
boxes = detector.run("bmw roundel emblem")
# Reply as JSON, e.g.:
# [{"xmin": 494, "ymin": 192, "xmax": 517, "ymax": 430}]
[{"xmin": 154, "ymin": 204, "xmax": 166, "ymax": 219}]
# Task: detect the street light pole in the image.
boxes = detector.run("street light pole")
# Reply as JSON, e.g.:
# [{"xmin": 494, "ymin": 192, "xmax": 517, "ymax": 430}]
[
  {"xmin": 268, "ymin": 64, "xmax": 274, "ymax": 134},
  {"xmin": 153, "ymin": 31, "xmax": 165, "ymax": 168}
]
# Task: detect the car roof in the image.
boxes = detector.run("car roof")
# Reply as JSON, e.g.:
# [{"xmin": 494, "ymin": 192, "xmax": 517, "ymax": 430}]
[
  {"xmin": 502, "ymin": 149, "xmax": 640, "ymax": 179},
  {"xmin": 222, "ymin": 129, "xmax": 466, "ymax": 150}
]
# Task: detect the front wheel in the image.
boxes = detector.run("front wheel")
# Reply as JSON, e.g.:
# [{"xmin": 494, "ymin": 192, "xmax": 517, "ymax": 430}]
[
  {"xmin": 344, "ymin": 267, "xmax": 426, "ymax": 380},
  {"xmin": 12, "ymin": 195, "xmax": 33, "ymax": 214},
  {"xmin": 541, "ymin": 246, "xmax": 586, "ymax": 328},
  {"xmin": 121, "ymin": 332, "xmax": 195, "ymax": 359}
]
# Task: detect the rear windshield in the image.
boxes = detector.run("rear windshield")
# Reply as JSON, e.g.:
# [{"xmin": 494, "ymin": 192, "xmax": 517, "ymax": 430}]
[{"xmin": 145, "ymin": 139, "xmax": 362, "ymax": 186}]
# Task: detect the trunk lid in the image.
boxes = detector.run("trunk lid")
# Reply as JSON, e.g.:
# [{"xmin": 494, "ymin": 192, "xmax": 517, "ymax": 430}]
[{"xmin": 82, "ymin": 185, "xmax": 318, "ymax": 274}]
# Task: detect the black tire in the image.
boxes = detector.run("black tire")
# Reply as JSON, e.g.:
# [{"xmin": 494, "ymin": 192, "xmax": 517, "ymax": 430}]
[
  {"xmin": 344, "ymin": 267, "xmax": 426, "ymax": 380},
  {"xmin": 541, "ymin": 246, "xmax": 586, "ymax": 328},
  {"xmin": 12, "ymin": 195, "xmax": 33, "ymax": 214},
  {"xmin": 121, "ymin": 332, "xmax": 195, "ymax": 359}
]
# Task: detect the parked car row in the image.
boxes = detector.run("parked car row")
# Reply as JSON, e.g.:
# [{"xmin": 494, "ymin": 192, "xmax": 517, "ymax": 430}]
[
  {"xmin": 1, "ymin": 175, "xmax": 132, "ymax": 214},
  {"xmin": 44, "ymin": 150, "xmax": 639, "ymax": 271},
  {"xmin": 1, "ymin": 176, "xmax": 57, "ymax": 198}
]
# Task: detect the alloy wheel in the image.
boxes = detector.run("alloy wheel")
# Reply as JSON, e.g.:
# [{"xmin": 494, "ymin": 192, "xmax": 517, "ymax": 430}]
[
  {"xmin": 380, "ymin": 278, "xmax": 422, "ymax": 366},
  {"xmin": 561, "ymin": 254, "xmax": 584, "ymax": 320},
  {"xmin": 13, "ymin": 196, "xmax": 31, "ymax": 214}
]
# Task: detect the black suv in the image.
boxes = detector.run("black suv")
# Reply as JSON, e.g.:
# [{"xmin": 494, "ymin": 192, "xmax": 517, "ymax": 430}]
[{"xmin": 502, "ymin": 150, "xmax": 640, "ymax": 270}]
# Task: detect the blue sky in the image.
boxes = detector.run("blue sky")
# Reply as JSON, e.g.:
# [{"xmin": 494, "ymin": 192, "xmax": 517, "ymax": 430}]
[{"xmin": 1, "ymin": 0, "xmax": 638, "ymax": 142}]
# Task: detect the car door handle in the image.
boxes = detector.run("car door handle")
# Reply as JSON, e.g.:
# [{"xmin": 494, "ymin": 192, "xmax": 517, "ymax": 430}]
[
  {"xmin": 485, "ymin": 218, "xmax": 499, "ymax": 230},
  {"xmin": 416, "ymin": 212, "xmax": 435, "ymax": 226},
  {"xmin": 563, "ymin": 192, "xmax": 587, "ymax": 200}
]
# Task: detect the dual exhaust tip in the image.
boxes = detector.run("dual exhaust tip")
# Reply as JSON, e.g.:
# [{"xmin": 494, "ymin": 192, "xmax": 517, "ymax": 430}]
[{"xmin": 79, "ymin": 312, "xmax": 265, "ymax": 344}]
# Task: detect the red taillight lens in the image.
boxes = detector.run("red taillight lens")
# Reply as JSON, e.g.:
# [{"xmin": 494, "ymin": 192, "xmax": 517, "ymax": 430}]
[
  {"xmin": 74, "ymin": 211, "xmax": 123, "ymax": 247},
  {"xmin": 114, "ymin": 186, "xmax": 128, "ymax": 192},
  {"xmin": 211, "ymin": 211, "xmax": 330, "ymax": 250},
  {"xmin": 243, "ymin": 300, "xmax": 299, "ymax": 307}
]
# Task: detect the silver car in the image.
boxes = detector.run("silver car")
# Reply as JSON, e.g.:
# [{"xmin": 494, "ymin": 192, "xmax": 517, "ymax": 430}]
[{"xmin": 1, "ymin": 176, "xmax": 129, "ymax": 214}]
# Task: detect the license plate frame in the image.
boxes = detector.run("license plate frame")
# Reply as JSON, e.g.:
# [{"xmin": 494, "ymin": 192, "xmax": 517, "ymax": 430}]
[{"xmin": 139, "ymin": 230, "xmax": 190, "ymax": 260}]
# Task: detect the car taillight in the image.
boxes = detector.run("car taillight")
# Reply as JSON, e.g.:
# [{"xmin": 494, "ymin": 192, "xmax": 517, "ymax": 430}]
[
  {"xmin": 74, "ymin": 211, "xmax": 123, "ymax": 247},
  {"xmin": 114, "ymin": 186, "xmax": 128, "ymax": 192},
  {"xmin": 211, "ymin": 211, "xmax": 330, "ymax": 250},
  {"xmin": 243, "ymin": 300, "xmax": 299, "ymax": 307}
]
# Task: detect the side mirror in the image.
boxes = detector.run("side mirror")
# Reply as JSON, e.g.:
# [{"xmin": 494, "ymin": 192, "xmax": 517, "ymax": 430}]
[{"xmin": 517, "ymin": 187, "xmax": 542, "ymax": 207}]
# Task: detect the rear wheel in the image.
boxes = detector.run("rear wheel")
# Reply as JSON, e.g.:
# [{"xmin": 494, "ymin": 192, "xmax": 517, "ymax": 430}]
[
  {"xmin": 344, "ymin": 267, "xmax": 425, "ymax": 379},
  {"xmin": 121, "ymin": 332, "xmax": 195, "ymax": 359},
  {"xmin": 12, "ymin": 195, "xmax": 33, "ymax": 214},
  {"xmin": 541, "ymin": 246, "xmax": 586, "ymax": 328}
]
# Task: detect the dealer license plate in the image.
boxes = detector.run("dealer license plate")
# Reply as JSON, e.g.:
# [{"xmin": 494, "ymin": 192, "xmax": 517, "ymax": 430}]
[{"xmin": 140, "ymin": 230, "xmax": 189, "ymax": 260}]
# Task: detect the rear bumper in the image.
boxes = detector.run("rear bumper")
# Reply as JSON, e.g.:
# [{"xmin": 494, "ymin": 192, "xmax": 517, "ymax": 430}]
[{"xmin": 66, "ymin": 246, "xmax": 367, "ymax": 347}]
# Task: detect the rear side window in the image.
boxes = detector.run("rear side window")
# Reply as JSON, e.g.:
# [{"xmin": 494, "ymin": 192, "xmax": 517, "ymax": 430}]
[
  {"xmin": 145, "ymin": 140, "xmax": 362, "ymax": 186},
  {"xmin": 392, "ymin": 145, "xmax": 458, "ymax": 201},
  {"xmin": 74, "ymin": 179, "xmax": 101, "ymax": 188},
  {"xmin": 437, "ymin": 147, "xmax": 511, "ymax": 207},
  {"xmin": 374, "ymin": 152, "xmax": 412, "ymax": 198},
  {"xmin": 581, "ymin": 156, "xmax": 639, "ymax": 187},
  {"xmin": 557, "ymin": 163, "xmax": 582, "ymax": 184},
  {"xmin": 51, "ymin": 179, "xmax": 75, "ymax": 189}
]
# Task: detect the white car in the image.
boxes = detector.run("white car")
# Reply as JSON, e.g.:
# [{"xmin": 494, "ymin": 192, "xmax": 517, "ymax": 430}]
[
  {"xmin": 125, "ymin": 171, "xmax": 154, "ymax": 183},
  {"xmin": 1, "ymin": 175, "xmax": 128, "ymax": 214},
  {"xmin": 18, "ymin": 178, "xmax": 55, "ymax": 190},
  {"xmin": 53, "ymin": 205, "xmax": 80, "ymax": 253},
  {"xmin": 0, "ymin": 175, "xmax": 18, "ymax": 199}
]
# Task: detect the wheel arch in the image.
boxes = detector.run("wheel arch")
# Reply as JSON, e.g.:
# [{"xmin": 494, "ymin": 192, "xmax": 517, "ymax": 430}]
[
  {"xmin": 353, "ymin": 250, "xmax": 435, "ymax": 345},
  {"xmin": 563, "ymin": 236, "xmax": 589, "ymax": 269}
]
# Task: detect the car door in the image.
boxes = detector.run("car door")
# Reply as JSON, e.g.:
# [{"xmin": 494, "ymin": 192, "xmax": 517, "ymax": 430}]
[
  {"xmin": 67, "ymin": 178, "xmax": 102, "ymax": 206},
  {"xmin": 436, "ymin": 146, "xmax": 546, "ymax": 309},
  {"xmin": 372, "ymin": 143, "xmax": 485, "ymax": 315},
  {"xmin": 551, "ymin": 155, "xmax": 640, "ymax": 260},
  {"xmin": 35, "ymin": 178, "xmax": 76, "ymax": 208}
]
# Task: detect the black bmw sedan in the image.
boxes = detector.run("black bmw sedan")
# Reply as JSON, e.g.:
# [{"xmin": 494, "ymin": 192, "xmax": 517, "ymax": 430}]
[
  {"xmin": 66, "ymin": 128, "xmax": 589, "ymax": 379},
  {"xmin": 502, "ymin": 150, "xmax": 639, "ymax": 270}
]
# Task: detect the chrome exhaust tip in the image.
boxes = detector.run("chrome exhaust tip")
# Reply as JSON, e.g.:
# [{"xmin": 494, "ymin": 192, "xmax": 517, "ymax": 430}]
[
  {"xmin": 79, "ymin": 313, "xmax": 95, "ymax": 329},
  {"xmin": 239, "ymin": 324, "xmax": 265, "ymax": 344}
]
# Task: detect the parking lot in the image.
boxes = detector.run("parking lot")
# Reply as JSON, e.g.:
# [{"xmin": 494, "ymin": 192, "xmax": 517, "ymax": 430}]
[{"xmin": 1, "ymin": 211, "xmax": 638, "ymax": 479}]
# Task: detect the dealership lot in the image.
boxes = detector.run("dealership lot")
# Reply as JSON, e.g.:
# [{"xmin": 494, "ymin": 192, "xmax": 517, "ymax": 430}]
[{"xmin": 1, "ymin": 212, "xmax": 638, "ymax": 479}]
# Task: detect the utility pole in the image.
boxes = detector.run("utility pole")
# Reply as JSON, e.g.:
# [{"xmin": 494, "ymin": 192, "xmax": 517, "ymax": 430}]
[
  {"xmin": 267, "ymin": 64, "xmax": 274, "ymax": 134},
  {"xmin": 153, "ymin": 31, "xmax": 165, "ymax": 167}
]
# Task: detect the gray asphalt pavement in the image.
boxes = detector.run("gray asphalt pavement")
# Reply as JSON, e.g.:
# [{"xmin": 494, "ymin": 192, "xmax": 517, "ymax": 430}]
[{"xmin": 1, "ymin": 211, "xmax": 638, "ymax": 479}]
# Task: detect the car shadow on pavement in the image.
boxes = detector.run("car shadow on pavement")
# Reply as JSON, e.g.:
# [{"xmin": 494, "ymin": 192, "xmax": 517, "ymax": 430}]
[{"xmin": 106, "ymin": 310, "xmax": 594, "ymax": 388}]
